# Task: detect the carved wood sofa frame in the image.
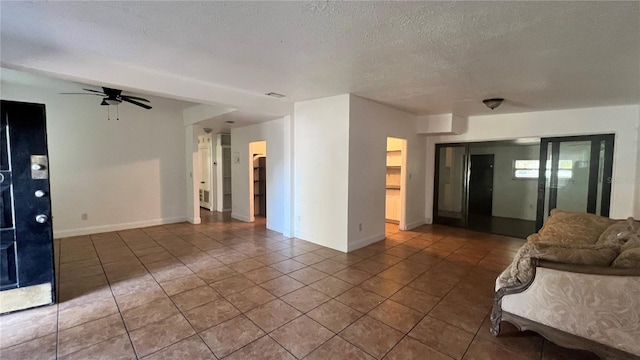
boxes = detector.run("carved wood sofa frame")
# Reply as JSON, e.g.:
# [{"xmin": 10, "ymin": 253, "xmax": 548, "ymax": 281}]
[{"xmin": 491, "ymin": 259, "xmax": 640, "ymax": 360}]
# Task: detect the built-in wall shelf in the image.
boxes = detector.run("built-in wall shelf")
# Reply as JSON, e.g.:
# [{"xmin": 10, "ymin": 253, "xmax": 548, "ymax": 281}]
[
  {"xmin": 253, "ymin": 156, "xmax": 267, "ymax": 216},
  {"xmin": 386, "ymin": 147, "xmax": 402, "ymax": 223}
]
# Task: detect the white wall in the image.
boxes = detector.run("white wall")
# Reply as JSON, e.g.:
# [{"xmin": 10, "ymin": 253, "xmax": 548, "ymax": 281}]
[
  {"xmin": 348, "ymin": 95, "xmax": 426, "ymax": 250},
  {"xmin": 231, "ymin": 118, "xmax": 288, "ymax": 234},
  {"xmin": 293, "ymin": 95, "xmax": 351, "ymax": 251},
  {"xmin": 470, "ymin": 144, "xmax": 539, "ymax": 220},
  {"xmin": 425, "ymin": 105, "xmax": 640, "ymax": 221},
  {"xmin": 1, "ymin": 81, "xmax": 188, "ymax": 237},
  {"xmin": 637, "ymin": 112, "xmax": 640, "ymax": 218}
]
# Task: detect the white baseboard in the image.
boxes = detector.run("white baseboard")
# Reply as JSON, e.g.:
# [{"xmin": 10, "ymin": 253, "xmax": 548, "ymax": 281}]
[
  {"xmin": 187, "ymin": 216, "xmax": 201, "ymax": 224},
  {"xmin": 231, "ymin": 213, "xmax": 251, "ymax": 222},
  {"xmin": 402, "ymin": 218, "xmax": 427, "ymax": 231},
  {"xmin": 53, "ymin": 216, "xmax": 187, "ymax": 239},
  {"xmin": 347, "ymin": 233, "xmax": 386, "ymax": 252}
]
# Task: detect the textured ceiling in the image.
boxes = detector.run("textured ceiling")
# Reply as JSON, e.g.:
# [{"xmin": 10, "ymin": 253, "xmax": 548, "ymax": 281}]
[{"xmin": 1, "ymin": 1, "xmax": 639, "ymax": 116}]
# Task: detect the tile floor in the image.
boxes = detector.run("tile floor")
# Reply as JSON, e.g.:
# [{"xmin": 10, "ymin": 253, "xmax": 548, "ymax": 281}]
[{"xmin": 0, "ymin": 211, "xmax": 600, "ymax": 359}]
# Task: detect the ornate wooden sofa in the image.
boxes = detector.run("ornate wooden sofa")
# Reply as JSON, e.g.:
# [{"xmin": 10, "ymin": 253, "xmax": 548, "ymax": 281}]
[{"xmin": 491, "ymin": 210, "xmax": 640, "ymax": 360}]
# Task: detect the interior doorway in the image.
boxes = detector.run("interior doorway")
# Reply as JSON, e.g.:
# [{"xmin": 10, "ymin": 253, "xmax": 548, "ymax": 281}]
[
  {"xmin": 198, "ymin": 135, "xmax": 214, "ymax": 210},
  {"xmin": 249, "ymin": 141, "xmax": 267, "ymax": 221},
  {"xmin": 469, "ymin": 154, "xmax": 494, "ymax": 216},
  {"xmin": 385, "ymin": 137, "xmax": 407, "ymax": 228}
]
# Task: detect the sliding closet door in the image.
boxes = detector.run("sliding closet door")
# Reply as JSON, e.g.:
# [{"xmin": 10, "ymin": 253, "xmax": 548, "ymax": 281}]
[
  {"xmin": 536, "ymin": 134, "xmax": 614, "ymax": 229},
  {"xmin": 434, "ymin": 144, "xmax": 469, "ymax": 227}
]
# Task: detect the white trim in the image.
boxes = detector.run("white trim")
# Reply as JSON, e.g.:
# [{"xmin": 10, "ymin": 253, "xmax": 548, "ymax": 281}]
[
  {"xmin": 53, "ymin": 216, "xmax": 187, "ymax": 238},
  {"xmin": 231, "ymin": 212, "xmax": 251, "ymax": 222},
  {"xmin": 347, "ymin": 233, "xmax": 386, "ymax": 252},
  {"xmin": 402, "ymin": 218, "xmax": 427, "ymax": 230}
]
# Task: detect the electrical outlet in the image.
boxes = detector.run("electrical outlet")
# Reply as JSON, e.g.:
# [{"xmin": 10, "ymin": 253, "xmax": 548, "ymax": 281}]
[
  {"xmin": 358, "ymin": 223, "xmax": 363, "ymax": 231},
  {"xmin": 81, "ymin": 213, "xmax": 88, "ymax": 221}
]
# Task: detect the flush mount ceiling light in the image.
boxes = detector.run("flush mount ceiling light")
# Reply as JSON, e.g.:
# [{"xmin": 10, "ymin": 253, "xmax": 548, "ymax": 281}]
[
  {"xmin": 482, "ymin": 98, "xmax": 504, "ymax": 110},
  {"xmin": 203, "ymin": 128, "xmax": 213, "ymax": 134},
  {"xmin": 225, "ymin": 120, "xmax": 235, "ymax": 124},
  {"xmin": 265, "ymin": 92, "xmax": 286, "ymax": 98}
]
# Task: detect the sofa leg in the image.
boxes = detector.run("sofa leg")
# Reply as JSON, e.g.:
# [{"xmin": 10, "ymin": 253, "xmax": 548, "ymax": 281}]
[{"xmin": 490, "ymin": 301, "xmax": 502, "ymax": 336}]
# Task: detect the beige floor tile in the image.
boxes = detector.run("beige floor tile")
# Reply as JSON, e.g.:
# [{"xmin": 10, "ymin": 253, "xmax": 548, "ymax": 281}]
[
  {"xmin": 129, "ymin": 313, "xmax": 195, "ymax": 358},
  {"xmin": 245, "ymin": 299, "xmax": 302, "ymax": 333},
  {"xmin": 159, "ymin": 274, "xmax": 207, "ymax": 296},
  {"xmin": 335, "ymin": 287, "xmax": 385, "ymax": 313},
  {"xmin": 260, "ymin": 275, "xmax": 305, "ymax": 297},
  {"xmin": 270, "ymin": 315, "xmax": 333, "ymax": 358},
  {"xmin": 200, "ymin": 315, "xmax": 265, "ymax": 358},
  {"xmin": 121, "ymin": 297, "xmax": 179, "ymax": 331},
  {"xmin": 409, "ymin": 316, "xmax": 475, "ymax": 360},
  {"xmin": 305, "ymin": 335, "xmax": 375, "ymax": 360},
  {"xmin": 58, "ymin": 295, "xmax": 120, "ymax": 330},
  {"xmin": 280, "ymin": 286, "xmax": 330, "ymax": 312},
  {"xmin": 310, "ymin": 258, "xmax": 348, "ymax": 274},
  {"xmin": 143, "ymin": 335, "xmax": 215, "ymax": 360},
  {"xmin": 0, "ymin": 305, "xmax": 58, "ymax": 349},
  {"xmin": 287, "ymin": 267, "xmax": 328, "ymax": 285},
  {"xmin": 359, "ymin": 276, "xmax": 404, "ymax": 297},
  {"xmin": 224, "ymin": 336, "xmax": 295, "ymax": 360},
  {"xmin": 385, "ymin": 336, "xmax": 454, "ymax": 360},
  {"xmin": 390, "ymin": 286, "xmax": 441, "ymax": 314},
  {"xmin": 334, "ymin": 268, "xmax": 373, "ymax": 285},
  {"xmin": 60, "ymin": 333, "xmax": 135, "ymax": 360},
  {"xmin": 225, "ymin": 285, "xmax": 276, "ymax": 312},
  {"xmin": 228, "ymin": 258, "xmax": 265, "ymax": 273},
  {"xmin": 368, "ymin": 300, "xmax": 423, "ymax": 333},
  {"xmin": 114, "ymin": 281, "xmax": 167, "ymax": 312},
  {"xmin": 0, "ymin": 333, "xmax": 57, "ymax": 360},
  {"xmin": 183, "ymin": 298, "xmax": 240, "ymax": 331},
  {"xmin": 307, "ymin": 299, "xmax": 363, "ymax": 333},
  {"xmin": 57, "ymin": 314, "xmax": 126, "ymax": 357},
  {"xmin": 243, "ymin": 266, "xmax": 284, "ymax": 283},
  {"xmin": 270, "ymin": 259, "xmax": 307, "ymax": 274},
  {"xmin": 339, "ymin": 316, "xmax": 404, "ymax": 359},
  {"xmin": 308, "ymin": 276, "xmax": 353, "ymax": 297},
  {"xmin": 170, "ymin": 285, "xmax": 219, "ymax": 311},
  {"xmin": 209, "ymin": 275, "xmax": 255, "ymax": 296}
]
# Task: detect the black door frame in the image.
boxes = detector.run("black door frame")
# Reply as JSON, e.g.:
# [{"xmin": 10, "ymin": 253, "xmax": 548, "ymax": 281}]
[
  {"xmin": 535, "ymin": 134, "xmax": 615, "ymax": 230},
  {"xmin": 468, "ymin": 154, "xmax": 495, "ymax": 216}
]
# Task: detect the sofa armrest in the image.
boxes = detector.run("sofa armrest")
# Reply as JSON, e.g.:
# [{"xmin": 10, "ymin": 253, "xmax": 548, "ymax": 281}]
[{"xmin": 492, "ymin": 264, "xmax": 640, "ymax": 357}]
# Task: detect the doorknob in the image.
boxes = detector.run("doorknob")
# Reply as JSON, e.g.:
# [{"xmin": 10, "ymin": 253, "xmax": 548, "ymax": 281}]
[
  {"xmin": 35, "ymin": 190, "xmax": 46, "ymax": 197},
  {"xmin": 35, "ymin": 214, "xmax": 48, "ymax": 223}
]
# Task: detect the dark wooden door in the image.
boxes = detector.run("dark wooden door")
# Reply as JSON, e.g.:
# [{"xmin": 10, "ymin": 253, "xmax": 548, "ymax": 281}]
[
  {"xmin": 468, "ymin": 154, "xmax": 494, "ymax": 216},
  {"xmin": 0, "ymin": 100, "xmax": 55, "ymax": 313}
]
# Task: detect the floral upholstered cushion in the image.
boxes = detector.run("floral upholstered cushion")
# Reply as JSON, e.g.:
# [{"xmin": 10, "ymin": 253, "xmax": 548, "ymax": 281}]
[{"xmin": 535, "ymin": 209, "xmax": 616, "ymax": 245}]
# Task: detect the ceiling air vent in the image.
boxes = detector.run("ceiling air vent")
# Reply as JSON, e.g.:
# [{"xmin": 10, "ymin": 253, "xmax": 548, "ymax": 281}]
[{"xmin": 265, "ymin": 92, "xmax": 286, "ymax": 98}]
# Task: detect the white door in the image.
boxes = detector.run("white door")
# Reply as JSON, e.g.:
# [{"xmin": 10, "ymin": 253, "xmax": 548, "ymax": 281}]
[{"xmin": 199, "ymin": 143, "xmax": 212, "ymax": 209}]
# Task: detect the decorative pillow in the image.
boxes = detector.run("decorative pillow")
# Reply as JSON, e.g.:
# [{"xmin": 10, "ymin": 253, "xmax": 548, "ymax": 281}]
[
  {"xmin": 598, "ymin": 217, "xmax": 640, "ymax": 250},
  {"xmin": 536, "ymin": 209, "xmax": 616, "ymax": 244},
  {"xmin": 612, "ymin": 248, "xmax": 640, "ymax": 268}
]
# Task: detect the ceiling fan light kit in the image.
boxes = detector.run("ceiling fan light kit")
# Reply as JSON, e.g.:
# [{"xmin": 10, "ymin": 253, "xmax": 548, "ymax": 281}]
[{"xmin": 482, "ymin": 98, "xmax": 504, "ymax": 110}]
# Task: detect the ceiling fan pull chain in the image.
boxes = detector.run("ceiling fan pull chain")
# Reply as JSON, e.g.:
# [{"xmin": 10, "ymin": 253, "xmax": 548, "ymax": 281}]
[
  {"xmin": 117, "ymin": 105, "xmax": 119, "ymax": 121},
  {"xmin": 107, "ymin": 105, "xmax": 110, "ymax": 121}
]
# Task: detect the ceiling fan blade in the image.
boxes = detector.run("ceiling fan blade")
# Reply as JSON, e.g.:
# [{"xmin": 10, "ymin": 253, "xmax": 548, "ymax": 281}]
[
  {"xmin": 121, "ymin": 97, "xmax": 152, "ymax": 109},
  {"xmin": 121, "ymin": 95, "xmax": 150, "ymax": 102},
  {"xmin": 60, "ymin": 92, "xmax": 104, "ymax": 96},
  {"xmin": 82, "ymin": 88, "xmax": 106, "ymax": 94}
]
